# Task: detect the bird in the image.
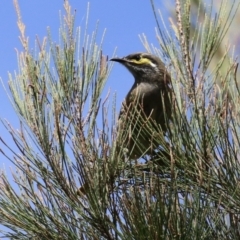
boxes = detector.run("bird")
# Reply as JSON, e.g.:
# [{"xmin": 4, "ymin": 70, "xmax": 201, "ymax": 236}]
[
  {"xmin": 110, "ymin": 52, "xmax": 172, "ymax": 159},
  {"xmin": 77, "ymin": 52, "xmax": 172, "ymax": 196}
]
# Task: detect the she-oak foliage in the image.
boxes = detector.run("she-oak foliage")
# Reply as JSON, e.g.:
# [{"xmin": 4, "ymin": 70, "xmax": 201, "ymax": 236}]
[{"xmin": 0, "ymin": 0, "xmax": 240, "ymax": 239}]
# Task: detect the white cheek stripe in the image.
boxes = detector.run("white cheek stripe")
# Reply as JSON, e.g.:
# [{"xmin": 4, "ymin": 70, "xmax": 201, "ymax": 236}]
[{"xmin": 149, "ymin": 61, "xmax": 157, "ymax": 68}]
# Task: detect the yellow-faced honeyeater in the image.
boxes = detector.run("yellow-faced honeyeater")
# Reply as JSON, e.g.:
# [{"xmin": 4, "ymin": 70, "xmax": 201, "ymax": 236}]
[{"xmin": 110, "ymin": 52, "xmax": 172, "ymax": 159}]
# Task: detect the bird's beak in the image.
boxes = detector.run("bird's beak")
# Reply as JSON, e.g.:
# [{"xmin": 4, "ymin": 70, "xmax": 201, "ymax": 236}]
[{"xmin": 109, "ymin": 57, "xmax": 127, "ymax": 63}]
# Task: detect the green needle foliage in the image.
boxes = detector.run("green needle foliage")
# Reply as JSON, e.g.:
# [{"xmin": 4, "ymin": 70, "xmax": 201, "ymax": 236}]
[{"xmin": 0, "ymin": 0, "xmax": 240, "ymax": 239}]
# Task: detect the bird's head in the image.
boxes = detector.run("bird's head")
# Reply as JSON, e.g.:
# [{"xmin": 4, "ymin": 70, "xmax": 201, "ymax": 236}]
[{"xmin": 110, "ymin": 52, "xmax": 170, "ymax": 84}]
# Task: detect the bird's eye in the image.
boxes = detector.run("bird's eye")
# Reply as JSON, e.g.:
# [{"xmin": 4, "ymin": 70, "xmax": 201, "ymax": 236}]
[{"xmin": 135, "ymin": 55, "xmax": 141, "ymax": 61}]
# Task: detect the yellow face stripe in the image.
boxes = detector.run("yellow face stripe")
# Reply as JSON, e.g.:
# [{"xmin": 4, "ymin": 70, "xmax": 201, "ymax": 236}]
[{"xmin": 130, "ymin": 57, "xmax": 152, "ymax": 65}]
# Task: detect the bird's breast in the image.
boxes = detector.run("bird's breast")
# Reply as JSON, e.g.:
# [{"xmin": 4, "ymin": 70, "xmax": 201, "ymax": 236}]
[{"xmin": 126, "ymin": 82, "xmax": 160, "ymax": 103}]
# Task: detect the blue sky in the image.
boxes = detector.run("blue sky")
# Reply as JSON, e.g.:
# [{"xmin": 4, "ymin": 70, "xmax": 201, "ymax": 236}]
[
  {"xmin": 0, "ymin": 0, "xmax": 171, "ymax": 234},
  {"xmin": 0, "ymin": 0, "xmax": 171, "ymax": 167},
  {"xmin": 1, "ymin": 0, "xmax": 239, "ymax": 236}
]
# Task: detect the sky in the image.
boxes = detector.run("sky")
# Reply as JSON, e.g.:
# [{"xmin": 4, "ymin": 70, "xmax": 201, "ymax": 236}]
[
  {"xmin": 1, "ymin": 0, "xmax": 240, "ymax": 236},
  {"xmin": 0, "ymin": 1, "xmax": 171, "ymax": 164},
  {"xmin": 1, "ymin": 2, "xmax": 240, "ymax": 168},
  {"xmin": 0, "ymin": 0, "xmax": 171, "ymax": 233}
]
